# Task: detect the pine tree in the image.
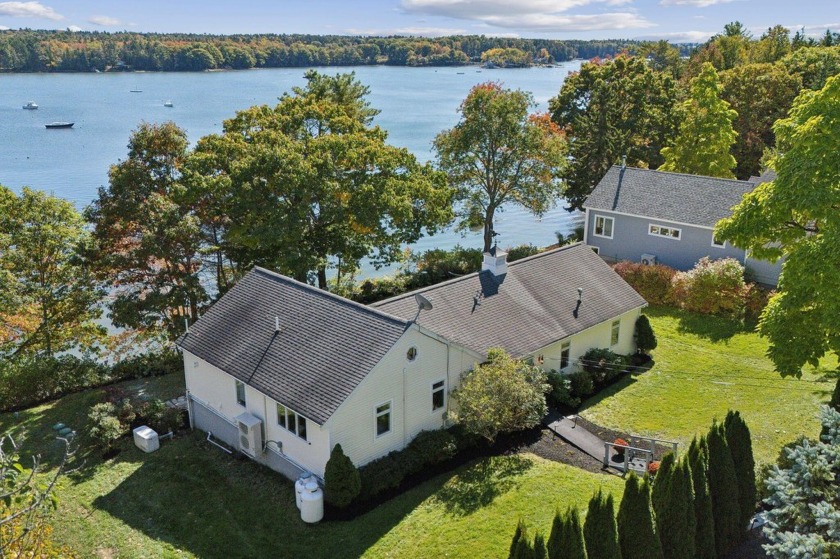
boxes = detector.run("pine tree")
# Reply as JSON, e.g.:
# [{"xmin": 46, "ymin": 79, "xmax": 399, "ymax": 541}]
[
  {"xmin": 634, "ymin": 314, "xmax": 657, "ymax": 354},
  {"xmin": 323, "ymin": 444, "xmax": 360, "ymax": 508},
  {"xmin": 724, "ymin": 410, "xmax": 756, "ymax": 541},
  {"xmin": 511, "ymin": 519, "xmax": 528, "ymax": 559},
  {"xmin": 831, "ymin": 377, "xmax": 840, "ymax": 412},
  {"xmin": 584, "ymin": 489, "xmax": 622, "ymax": 559},
  {"xmin": 513, "ymin": 532, "xmax": 537, "ymax": 559},
  {"xmin": 707, "ymin": 421, "xmax": 741, "ymax": 557},
  {"xmin": 687, "ymin": 436, "xmax": 717, "ymax": 559},
  {"xmin": 534, "ymin": 531, "xmax": 548, "ymax": 559},
  {"xmin": 617, "ymin": 473, "xmax": 663, "ymax": 559},
  {"xmin": 660, "ymin": 62, "xmax": 738, "ymax": 178},
  {"xmin": 658, "ymin": 458, "xmax": 697, "ymax": 559},
  {"xmin": 651, "ymin": 451, "xmax": 676, "ymax": 521},
  {"xmin": 548, "ymin": 506, "xmax": 588, "ymax": 559}
]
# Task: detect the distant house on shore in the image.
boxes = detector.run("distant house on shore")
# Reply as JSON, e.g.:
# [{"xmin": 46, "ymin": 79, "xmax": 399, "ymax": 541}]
[
  {"xmin": 582, "ymin": 165, "xmax": 781, "ymax": 286},
  {"xmin": 177, "ymin": 243, "xmax": 645, "ymax": 480}
]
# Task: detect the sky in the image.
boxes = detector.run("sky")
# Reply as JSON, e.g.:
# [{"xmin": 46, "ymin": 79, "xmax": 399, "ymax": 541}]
[{"xmin": 0, "ymin": 0, "xmax": 837, "ymax": 43}]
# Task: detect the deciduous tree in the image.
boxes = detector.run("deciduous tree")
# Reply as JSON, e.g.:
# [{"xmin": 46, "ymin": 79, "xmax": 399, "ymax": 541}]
[
  {"xmin": 660, "ymin": 63, "xmax": 738, "ymax": 178},
  {"xmin": 434, "ymin": 82, "xmax": 566, "ymax": 252},
  {"xmin": 549, "ymin": 55, "xmax": 676, "ymax": 210},
  {"xmin": 452, "ymin": 348, "xmax": 549, "ymax": 443},
  {"xmin": 715, "ymin": 75, "xmax": 840, "ymax": 377}
]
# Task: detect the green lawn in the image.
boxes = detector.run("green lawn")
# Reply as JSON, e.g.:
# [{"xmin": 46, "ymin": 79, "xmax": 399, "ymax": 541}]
[
  {"xmin": 2, "ymin": 306, "xmax": 835, "ymax": 557},
  {"xmin": 582, "ymin": 306, "xmax": 836, "ymax": 465}
]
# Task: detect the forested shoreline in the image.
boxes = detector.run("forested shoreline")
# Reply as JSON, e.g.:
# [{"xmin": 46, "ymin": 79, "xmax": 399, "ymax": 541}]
[{"xmin": 0, "ymin": 29, "xmax": 687, "ymax": 72}]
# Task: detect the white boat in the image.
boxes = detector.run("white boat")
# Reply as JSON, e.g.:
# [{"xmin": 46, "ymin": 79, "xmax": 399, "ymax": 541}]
[
  {"xmin": 164, "ymin": 100, "xmax": 174, "ymax": 107},
  {"xmin": 23, "ymin": 101, "xmax": 38, "ymax": 110},
  {"xmin": 45, "ymin": 122, "xmax": 74, "ymax": 129}
]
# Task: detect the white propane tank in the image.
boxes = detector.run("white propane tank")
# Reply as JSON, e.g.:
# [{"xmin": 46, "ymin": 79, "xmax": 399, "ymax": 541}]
[
  {"xmin": 295, "ymin": 471, "xmax": 313, "ymax": 509},
  {"xmin": 300, "ymin": 481, "xmax": 324, "ymax": 524}
]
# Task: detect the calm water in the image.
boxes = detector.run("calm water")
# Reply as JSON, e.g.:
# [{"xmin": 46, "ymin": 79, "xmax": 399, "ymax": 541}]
[{"xmin": 0, "ymin": 63, "xmax": 583, "ymax": 277}]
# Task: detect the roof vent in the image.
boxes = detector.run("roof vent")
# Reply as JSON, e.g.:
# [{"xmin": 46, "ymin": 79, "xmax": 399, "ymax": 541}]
[
  {"xmin": 621, "ymin": 154, "xmax": 627, "ymax": 169},
  {"xmin": 482, "ymin": 247, "xmax": 508, "ymax": 276},
  {"xmin": 275, "ymin": 316, "xmax": 280, "ymax": 332}
]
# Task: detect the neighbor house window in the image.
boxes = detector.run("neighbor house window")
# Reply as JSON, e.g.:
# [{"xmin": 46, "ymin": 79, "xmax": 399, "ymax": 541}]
[
  {"xmin": 560, "ymin": 341, "xmax": 571, "ymax": 370},
  {"xmin": 591, "ymin": 246, "xmax": 600, "ymax": 255},
  {"xmin": 276, "ymin": 403, "xmax": 308, "ymax": 441},
  {"xmin": 712, "ymin": 235, "xmax": 726, "ymax": 248},
  {"xmin": 611, "ymin": 320, "xmax": 621, "ymax": 346},
  {"xmin": 649, "ymin": 224, "xmax": 681, "ymax": 240},
  {"xmin": 432, "ymin": 380, "xmax": 445, "ymax": 411},
  {"xmin": 594, "ymin": 215, "xmax": 614, "ymax": 239},
  {"xmin": 375, "ymin": 401, "xmax": 391, "ymax": 437},
  {"xmin": 235, "ymin": 380, "xmax": 246, "ymax": 407},
  {"xmin": 407, "ymin": 347, "xmax": 418, "ymax": 361}
]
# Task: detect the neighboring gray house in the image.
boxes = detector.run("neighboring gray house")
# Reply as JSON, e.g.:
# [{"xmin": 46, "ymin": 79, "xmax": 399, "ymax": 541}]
[{"xmin": 583, "ymin": 165, "xmax": 781, "ymax": 285}]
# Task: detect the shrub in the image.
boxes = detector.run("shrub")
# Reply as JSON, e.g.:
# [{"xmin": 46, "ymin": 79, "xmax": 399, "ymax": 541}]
[
  {"xmin": 324, "ymin": 444, "xmax": 361, "ymax": 508},
  {"xmin": 634, "ymin": 314, "xmax": 657, "ymax": 354},
  {"xmin": 568, "ymin": 371, "xmax": 595, "ymax": 398},
  {"xmin": 583, "ymin": 489, "xmax": 621, "ymax": 559},
  {"xmin": 647, "ymin": 460, "xmax": 661, "ymax": 476},
  {"xmin": 533, "ymin": 531, "xmax": 548, "ymax": 559},
  {"xmin": 612, "ymin": 261, "xmax": 677, "ymax": 305},
  {"xmin": 548, "ymin": 505, "xmax": 587, "ymax": 559},
  {"xmin": 743, "ymin": 283, "xmax": 775, "ymax": 321},
  {"xmin": 613, "ymin": 438, "xmax": 628, "ymax": 456},
  {"xmin": 617, "ymin": 473, "xmax": 664, "ymax": 559},
  {"xmin": 707, "ymin": 421, "xmax": 742, "ymax": 557},
  {"xmin": 671, "ymin": 257, "xmax": 746, "ymax": 318},
  {"xmin": 687, "ymin": 436, "xmax": 716, "ymax": 559},
  {"xmin": 510, "ymin": 519, "xmax": 528, "ymax": 559},
  {"xmin": 655, "ymin": 457, "xmax": 697, "ymax": 559},
  {"xmin": 580, "ymin": 348, "xmax": 628, "ymax": 385},
  {"xmin": 88, "ymin": 403, "xmax": 125, "ymax": 450},
  {"xmin": 405, "ymin": 429, "xmax": 457, "ymax": 467},
  {"xmin": 507, "ymin": 244, "xmax": 543, "ymax": 262},
  {"xmin": 725, "ymin": 410, "xmax": 757, "ymax": 539},
  {"xmin": 358, "ymin": 452, "xmax": 405, "ymax": 501},
  {"xmin": 545, "ymin": 370, "xmax": 580, "ymax": 409}
]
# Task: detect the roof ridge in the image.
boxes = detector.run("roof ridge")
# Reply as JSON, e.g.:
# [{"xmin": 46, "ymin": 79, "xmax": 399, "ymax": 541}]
[
  {"xmin": 610, "ymin": 165, "xmax": 753, "ymax": 187},
  {"xmin": 252, "ymin": 267, "xmax": 409, "ymax": 327},
  {"xmin": 371, "ymin": 243, "xmax": 582, "ymax": 307}
]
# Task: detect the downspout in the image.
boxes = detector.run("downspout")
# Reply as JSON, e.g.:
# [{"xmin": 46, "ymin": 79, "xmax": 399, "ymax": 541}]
[
  {"xmin": 445, "ymin": 340, "xmax": 451, "ymax": 427},
  {"xmin": 402, "ymin": 366, "xmax": 407, "ymax": 448}
]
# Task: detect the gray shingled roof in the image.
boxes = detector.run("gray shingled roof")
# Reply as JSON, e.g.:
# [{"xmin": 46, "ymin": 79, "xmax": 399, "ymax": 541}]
[
  {"xmin": 178, "ymin": 268, "xmax": 408, "ymax": 425},
  {"xmin": 584, "ymin": 166, "xmax": 755, "ymax": 227},
  {"xmin": 373, "ymin": 243, "xmax": 646, "ymax": 359}
]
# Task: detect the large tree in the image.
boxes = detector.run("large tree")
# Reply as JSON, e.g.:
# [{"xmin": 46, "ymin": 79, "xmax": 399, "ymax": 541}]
[
  {"xmin": 660, "ymin": 63, "xmax": 738, "ymax": 178},
  {"xmin": 715, "ymin": 75, "xmax": 840, "ymax": 377},
  {"xmin": 434, "ymin": 82, "xmax": 566, "ymax": 252},
  {"xmin": 0, "ymin": 186, "xmax": 103, "ymax": 357},
  {"xmin": 86, "ymin": 122, "xmax": 207, "ymax": 339},
  {"xmin": 720, "ymin": 63, "xmax": 801, "ymax": 179},
  {"xmin": 549, "ymin": 54, "xmax": 676, "ymax": 210},
  {"xmin": 452, "ymin": 347, "xmax": 549, "ymax": 444},
  {"xmin": 198, "ymin": 70, "xmax": 454, "ymax": 289}
]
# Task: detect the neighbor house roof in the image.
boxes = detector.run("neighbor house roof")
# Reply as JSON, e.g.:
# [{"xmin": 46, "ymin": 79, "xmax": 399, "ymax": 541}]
[
  {"xmin": 373, "ymin": 243, "xmax": 646, "ymax": 359},
  {"xmin": 584, "ymin": 166, "xmax": 756, "ymax": 228},
  {"xmin": 178, "ymin": 267, "xmax": 408, "ymax": 425}
]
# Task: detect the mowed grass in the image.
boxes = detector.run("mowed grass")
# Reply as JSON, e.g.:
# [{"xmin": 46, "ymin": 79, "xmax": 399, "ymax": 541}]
[
  {"xmin": 0, "ymin": 374, "xmax": 622, "ymax": 559},
  {"xmin": 582, "ymin": 306, "xmax": 837, "ymax": 465}
]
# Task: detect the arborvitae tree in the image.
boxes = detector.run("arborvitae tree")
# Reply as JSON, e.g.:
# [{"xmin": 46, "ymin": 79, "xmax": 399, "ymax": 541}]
[
  {"xmin": 548, "ymin": 506, "xmax": 587, "ymax": 559},
  {"xmin": 534, "ymin": 531, "xmax": 548, "ymax": 559},
  {"xmin": 584, "ymin": 489, "xmax": 622, "ymax": 559},
  {"xmin": 323, "ymin": 444, "xmax": 361, "ymax": 508},
  {"xmin": 617, "ymin": 473, "xmax": 664, "ymax": 559},
  {"xmin": 511, "ymin": 519, "xmax": 528, "ymax": 559},
  {"xmin": 687, "ymin": 436, "xmax": 717, "ymax": 559},
  {"xmin": 651, "ymin": 451, "xmax": 676, "ymax": 519},
  {"xmin": 724, "ymin": 410, "xmax": 756, "ymax": 541},
  {"xmin": 634, "ymin": 314, "xmax": 657, "ymax": 354},
  {"xmin": 659, "ymin": 63, "xmax": 738, "ymax": 178},
  {"xmin": 831, "ymin": 377, "xmax": 840, "ymax": 412},
  {"xmin": 707, "ymin": 421, "xmax": 741, "ymax": 557},
  {"xmin": 655, "ymin": 458, "xmax": 696, "ymax": 559}
]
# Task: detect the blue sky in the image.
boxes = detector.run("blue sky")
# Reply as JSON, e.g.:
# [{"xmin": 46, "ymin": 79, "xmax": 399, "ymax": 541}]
[{"xmin": 0, "ymin": 1, "xmax": 837, "ymax": 42}]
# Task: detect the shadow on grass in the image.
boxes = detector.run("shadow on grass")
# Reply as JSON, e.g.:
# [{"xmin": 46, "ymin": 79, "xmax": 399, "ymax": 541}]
[
  {"xmin": 645, "ymin": 306, "xmax": 754, "ymax": 343},
  {"xmin": 431, "ymin": 454, "xmax": 534, "ymax": 516}
]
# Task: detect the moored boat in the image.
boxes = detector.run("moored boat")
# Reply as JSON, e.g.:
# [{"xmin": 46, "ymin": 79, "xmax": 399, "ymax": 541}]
[
  {"xmin": 23, "ymin": 101, "xmax": 38, "ymax": 110},
  {"xmin": 45, "ymin": 122, "xmax": 74, "ymax": 129},
  {"xmin": 164, "ymin": 100, "xmax": 174, "ymax": 107}
]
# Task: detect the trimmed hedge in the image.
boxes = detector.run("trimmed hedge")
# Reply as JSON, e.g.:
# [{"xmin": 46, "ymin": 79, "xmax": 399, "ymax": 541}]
[{"xmin": 0, "ymin": 350, "xmax": 181, "ymax": 412}]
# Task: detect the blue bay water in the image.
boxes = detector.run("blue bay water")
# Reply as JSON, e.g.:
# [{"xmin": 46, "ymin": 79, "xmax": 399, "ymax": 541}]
[{"xmin": 0, "ymin": 62, "xmax": 583, "ymax": 278}]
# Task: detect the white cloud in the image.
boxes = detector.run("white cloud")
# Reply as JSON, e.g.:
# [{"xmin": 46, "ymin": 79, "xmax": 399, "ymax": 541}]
[
  {"xmin": 88, "ymin": 15, "xmax": 121, "ymax": 26},
  {"xmin": 0, "ymin": 1, "xmax": 62, "ymax": 20},
  {"xmin": 634, "ymin": 30, "xmax": 714, "ymax": 42},
  {"xmin": 783, "ymin": 22, "xmax": 840, "ymax": 36},
  {"xmin": 346, "ymin": 26, "xmax": 469, "ymax": 37},
  {"xmin": 659, "ymin": 0, "xmax": 734, "ymax": 6},
  {"xmin": 400, "ymin": 0, "xmax": 654, "ymax": 32},
  {"xmin": 67, "ymin": 24, "xmax": 81, "ymax": 31}
]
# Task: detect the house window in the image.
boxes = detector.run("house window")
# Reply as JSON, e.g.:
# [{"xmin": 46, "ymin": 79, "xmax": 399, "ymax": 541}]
[
  {"xmin": 407, "ymin": 347, "xmax": 418, "ymax": 361},
  {"xmin": 560, "ymin": 341, "xmax": 571, "ymax": 370},
  {"xmin": 591, "ymin": 246, "xmax": 600, "ymax": 255},
  {"xmin": 235, "ymin": 380, "xmax": 246, "ymax": 407},
  {"xmin": 594, "ymin": 215, "xmax": 614, "ymax": 239},
  {"xmin": 432, "ymin": 380, "xmax": 445, "ymax": 411},
  {"xmin": 648, "ymin": 224, "xmax": 681, "ymax": 240},
  {"xmin": 712, "ymin": 235, "xmax": 726, "ymax": 248},
  {"xmin": 611, "ymin": 320, "xmax": 621, "ymax": 346},
  {"xmin": 376, "ymin": 401, "xmax": 391, "ymax": 437},
  {"xmin": 276, "ymin": 403, "xmax": 308, "ymax": 441}
]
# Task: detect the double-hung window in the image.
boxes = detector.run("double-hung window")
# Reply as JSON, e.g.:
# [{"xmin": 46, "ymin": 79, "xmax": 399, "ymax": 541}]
[
  {"xmin": 432, "ymin": 380, "xmax": 445, "ymax": 412},
  {"xmin": 611, "ymin": 320, "xmax": 621, "ymax": 346},
  {"xmin": 594, "ymin": 215, "xmax": 614, "ymax": 238},
  {"xmin": 375, "ymin": 401, "xmax": 392, "ymax": 437},
  {"xmin": 560, "ymin": 341, "xmax": 571, "ymax": 370},
  {"xmin": 235, "ymin": 380, "xmax": 246, "ymax": 407},
  {"xmin": 277, "ymin": 403, "xmax": 307, "ymax": 441}
]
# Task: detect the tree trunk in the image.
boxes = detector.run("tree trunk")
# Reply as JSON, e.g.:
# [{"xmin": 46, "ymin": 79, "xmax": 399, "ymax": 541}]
[
  {"xmin": 317, "ymin": 266, "xmax": 328, "ymax": 291},
  {"xmin": 483, "ymin": 206, "xmax": 497, "ymax": 253}
]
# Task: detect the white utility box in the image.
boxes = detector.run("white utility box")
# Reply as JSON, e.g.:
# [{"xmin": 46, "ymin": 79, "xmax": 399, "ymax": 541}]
[{"xmin": 133, "ymin": 425, "xmax": 160, "ymax": 453}]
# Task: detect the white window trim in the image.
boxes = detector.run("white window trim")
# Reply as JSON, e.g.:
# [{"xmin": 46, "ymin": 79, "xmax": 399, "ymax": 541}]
[
  {"xmin": 559, "ymin": 341, "xmax": 571, "ymax": 371},
  {"xmin": 610, "ymin": 320, "xmax": 621, "ymax": 347},
  {"xmin": 431, "ymin": 379, "xmax": 446, "ymax": 413},
  {"xmin": 711, "ymin": 236, "xmax": 726, "ymax": 248},
  {"xmin": 648, "ymin": 223, "xmax": 681, "ymax": 241},
  {"xmin": 375, "ymin": 400, "xmax": 392, "ymax": 439},
  {"xmin": 276, "ymin": 402, "xmax": 308, "ymax": 441},
  {"xmin": 235, "ymin": 380, "xmax": 246, "ymax": 407},
  {"xmin": 593, "ymin": 215, "xmax": 615, "ymax": 239}
]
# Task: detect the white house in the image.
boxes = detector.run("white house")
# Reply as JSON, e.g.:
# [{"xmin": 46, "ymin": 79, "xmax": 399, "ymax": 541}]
[{"xmin": 177, "ymin": 242, "xmax": 646, "ymax": 480}]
